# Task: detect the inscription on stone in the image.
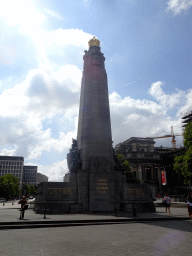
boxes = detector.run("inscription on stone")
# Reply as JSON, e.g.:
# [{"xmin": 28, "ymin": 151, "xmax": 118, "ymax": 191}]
[
  {"xmin": 48, "ymin": 188, "xmax": 76, "ymax": 195},
  {"xmin": 96, "ymin": 178, "xmax": 109, "ymax": 194},
  {"xmin": 125, "ymin": 189, "xmax": 145, "ymax": 195}
]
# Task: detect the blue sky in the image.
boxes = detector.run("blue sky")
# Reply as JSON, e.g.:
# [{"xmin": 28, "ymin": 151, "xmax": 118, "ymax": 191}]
[{"xmin": 0, "ymin": 0, "xmax": 192, "ymax": 181}]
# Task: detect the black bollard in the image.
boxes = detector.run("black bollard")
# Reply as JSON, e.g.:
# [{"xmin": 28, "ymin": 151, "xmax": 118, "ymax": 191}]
[
  {"xmin": 132, "ymin": 201, "xmax": 137, "ymax": 217},
  {"xmin": 133, "ymin": 208, "xmax": 137, "ymax": 217},
  {"xmin": 44, "ymin": 209, "xmax": 46, "ymax": 219},
  {"xmin": 44, "ymin": 195, "xmax": 46, "ymax": 219}
]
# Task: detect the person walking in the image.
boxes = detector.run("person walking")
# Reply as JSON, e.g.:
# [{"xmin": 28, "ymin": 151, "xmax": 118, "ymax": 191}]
[
  {"xmin": 187, "ymin": 192, "xmax": 192, "ymax": 223},
  {"xmin": 18, "ymin": 196, "xmax": 28, "ymax": 219},
  {"xmin": 187, "ymin": 189, "xmax": 191, "ymax": 215},
  {"xmin": 164, "ymin": 193, "xmax": 171, "ymax": 215}
]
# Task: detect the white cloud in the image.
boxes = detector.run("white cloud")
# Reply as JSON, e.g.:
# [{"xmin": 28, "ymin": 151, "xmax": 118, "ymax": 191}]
[
  {"xmin": 0, "ymin": 1, "xmax": 93, "ymax": 69},
  {"xmin": 28, "ymin": 130, "xmax": 77, "ymax": 160},
  {"xmin": 0, "ymin": 0, "xmax": 45, "ymax": 33},
  {"xmin": 0, "ymin": 148, "xmax": 17, "ymax": 156},
  {"xmin": 0, "ymin": 65, "xmax": 81, "ymax": 118},
  {"xmin": 37, "ymin": 159, "xmax": 68, "ymax": 182},
  {"xmin": 0, "ymin": 0, "xmax": 46, "ymax": 67},
  {"xmin": 0, "ymin": 44, "xmax": 17, "ymax": 65},
  {"xmin": 45, "ymin": 28, "xmax": 92, "ymax": 50},
  {"xmin": 0, "ymin": 1, "xmax": 94, "ymax": 181},
  {"xmin": 180, "ymin": 89, "xmax": 192, "ymax": 115},
  {"xmin": 126, "ymin": 114, "xmax": 140, "ymax": 121},
  {"xmin": 109, "ymin": 91, "xmax": 168, "ymax": 145},
  {"xmin": 0, "ymin": 64, "xmax": 81, "ymax": 161},
  {"xmin": 148, "ymin": 81, "xmax": 185, "ymax": 110},
  {"xmin": 110, "ymin": 81, "xmax": 189, "ymax": 147},
  {"xmin": 167, "ymin": 0, "xmax": 192, "ymax": 15},
  {"xmin": 44, "ymin": 8, "xmax": 64, "ymax": 20}
]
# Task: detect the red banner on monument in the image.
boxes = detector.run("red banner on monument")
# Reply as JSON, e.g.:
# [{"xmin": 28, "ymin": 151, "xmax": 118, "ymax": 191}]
[{"xmin": 161, "ymin": 170, "xmax": 167, "ymax": 185}]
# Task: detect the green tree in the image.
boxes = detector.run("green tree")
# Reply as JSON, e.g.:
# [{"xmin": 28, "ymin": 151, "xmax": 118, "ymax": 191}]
[
  {"xmin": 24, "ymin": 184, "xmax": 30, "ymax": 196},
  {"xmin": 117, "ymin": 154, "xmax": 125, "ymax": 164},
  {"xmin": 117, "ymin": 154, "xmax": 141, "ymax": 183},
  {"xmin": 0, "ymin": 176, "xmax": 7, "ymax": 197},
  {"xmin": 0, "ymin": 174, "xmax": 20, "ymax": 198},
  {"xmin": 29, "ymin": 184, "xmax": 36, "ymax": 195},
  {"xmin": 174, "ymin": 122, "xmax": 192, "ymax": 185}
]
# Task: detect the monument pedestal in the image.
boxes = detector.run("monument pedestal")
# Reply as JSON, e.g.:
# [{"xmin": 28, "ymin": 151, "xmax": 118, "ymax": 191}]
[{"xmin": 89, "ymin": 172, "xmax": 115, "ymax": 212}]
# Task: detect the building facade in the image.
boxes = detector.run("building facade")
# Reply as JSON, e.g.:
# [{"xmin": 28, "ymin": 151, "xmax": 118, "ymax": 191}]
[
  {"xmin": 23, "ymin": 166, "xmax": 37, "ymax": 186},
  {"xmin": 0, "ymin": 156, "xmax": 24, "ymax": 188},
  {"xmin": 157, "ymin": 147, "xmax": 187, "ymax": 194},
  {"xmin": 0, "ymin": 156, "xmax": 40, "ymax": 188},
  {"xmin": 36, "ymin": 173, "xmax": 48, "ymax": 183},
  {"xmin": 115, "ymin": 137, "xmax": 162, "ymax": 195},
  {"xmin": 181, "ymin": 107, "xmax": 192, "ymax": 127}
]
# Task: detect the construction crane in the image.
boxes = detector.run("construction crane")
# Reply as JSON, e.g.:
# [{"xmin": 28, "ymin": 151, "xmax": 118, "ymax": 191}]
[{"xmin": 151, "ymin": 126, "xmax": 182, "ymax": 148}]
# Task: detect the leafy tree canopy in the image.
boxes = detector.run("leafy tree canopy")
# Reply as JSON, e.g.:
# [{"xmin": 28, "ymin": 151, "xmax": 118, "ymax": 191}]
[
  {"xmin": 117, "ymin": 154, "xmax": 141, "ymax": 183},
  {"xmin": 29, "ymin": 184, "xmax": 36, "ymax": 195},
  {"xmin": 0, "ymin": 174, "xmax": 20, "ymax": 198},
  {"xmin": 24, "ymin": 184, "xmax": 30, "ymax": 196},
  {"xmin": 174, "ymin": 122, "xmax": 192, "ymax": 185},
  {"xmin": 23, "ymin": 184, "xmax": 37, "ymax": 196},
  {"xmin": 183, "ymin": 122, "xmax": 192, "ymax": 148}
]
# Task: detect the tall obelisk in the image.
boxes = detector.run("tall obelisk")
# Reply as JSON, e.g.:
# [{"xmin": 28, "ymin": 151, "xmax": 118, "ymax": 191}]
[
  {"xmin": 37, "ymin": 37, "xmax": 154, "ymax": 214},
  {"xmin": 77, "ymin": 37, "xmax": 113, "ymax": 172}
]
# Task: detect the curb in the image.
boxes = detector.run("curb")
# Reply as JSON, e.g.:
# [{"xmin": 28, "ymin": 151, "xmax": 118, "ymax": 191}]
[{"xmin": 0, "ymin": 216, "xmax": 190, "ymax": 230}]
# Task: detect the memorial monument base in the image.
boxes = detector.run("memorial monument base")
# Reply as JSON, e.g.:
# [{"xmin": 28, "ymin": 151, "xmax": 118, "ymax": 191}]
[{"xmin": 35, "ymin": 170, "xmax": 155, "ymax": 214}]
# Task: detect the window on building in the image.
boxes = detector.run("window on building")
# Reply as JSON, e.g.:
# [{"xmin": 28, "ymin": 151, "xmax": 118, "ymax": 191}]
[{"xmin": 146, "ymin": 167, "xmax": 152, "ymax": 180}]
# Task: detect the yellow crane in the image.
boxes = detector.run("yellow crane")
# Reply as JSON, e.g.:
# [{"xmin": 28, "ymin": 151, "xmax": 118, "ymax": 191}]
[{"xmin": 152, "ymin": 126, "xmax": 182, "ymax": 148}]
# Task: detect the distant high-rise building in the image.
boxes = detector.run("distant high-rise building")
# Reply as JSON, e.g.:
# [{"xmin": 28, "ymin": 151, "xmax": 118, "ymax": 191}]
[
  {"xmin": 0, "ymin": 156, "xmax": 24, "ymax": 188},
  {"xmin": 23, "ymin": 166, "xmax": 37, "ymax": 186}
]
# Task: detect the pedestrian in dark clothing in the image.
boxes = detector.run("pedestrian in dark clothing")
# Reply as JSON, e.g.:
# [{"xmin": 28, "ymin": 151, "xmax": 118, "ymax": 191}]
[
  {"xmin": 187, "ymin": 192, "xmax": 192, "ymax": 224},
  {"xmin": 187, "ymin": 189, "xmax": 191, "ymax": 215},
  {"xmin": 18, "ymin": 196, "xmax": 27, "ymax": 219},
  {"xmin": 164, "ymin": 194, "xmax": 171, "ymax": 215}
]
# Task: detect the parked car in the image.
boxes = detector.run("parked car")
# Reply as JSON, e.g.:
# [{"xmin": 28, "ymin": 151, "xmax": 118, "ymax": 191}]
[
  {"xmin": 0, "ymin": 198, "xmax": 6, "ymax": 202},
  {"xmin": 29, "ymin": 196, "xmax": 34, "ymax": 199}
]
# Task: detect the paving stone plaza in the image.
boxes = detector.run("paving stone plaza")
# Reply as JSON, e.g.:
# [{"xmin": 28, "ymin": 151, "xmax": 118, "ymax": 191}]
[
  {"xmin": 1, "ymin": 218, "xmax": 192, "ymax": 256},
  {"xmin": 0, "ymin": 202, "xmax": 192, "ymax": 256}
]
